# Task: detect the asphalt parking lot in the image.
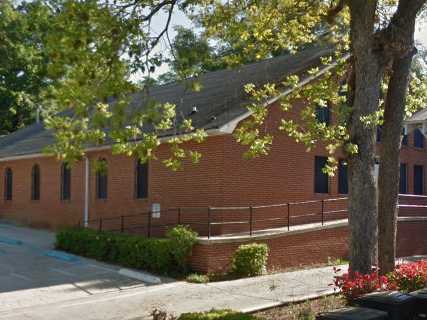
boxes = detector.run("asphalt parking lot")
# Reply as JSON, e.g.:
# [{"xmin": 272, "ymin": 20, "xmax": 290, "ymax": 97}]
[{"xmin": 0, "ymin": 222, "xmax": 150, "ymax": 312}]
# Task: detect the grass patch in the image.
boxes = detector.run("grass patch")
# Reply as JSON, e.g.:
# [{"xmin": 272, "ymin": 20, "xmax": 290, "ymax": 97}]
[
  {"xmin": 179, "ymin": 310, "xmax": 260, "ymax": 320},
  {"xmin": 186, "ymin": 273, "xmax": 210, "ymax": 284}
]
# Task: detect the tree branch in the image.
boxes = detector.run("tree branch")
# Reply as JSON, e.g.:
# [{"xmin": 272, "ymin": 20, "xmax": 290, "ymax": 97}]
[
  {"xmin": 145, "ymin": 0, "xmax": 176, "ymax": 54},
  {"xmin": 375, "ymin": 0, "xmax": 426, "ymax": 59},
  {"xmin": 326, "ymin": 0, "xmax": 346, "ymax": 23}
]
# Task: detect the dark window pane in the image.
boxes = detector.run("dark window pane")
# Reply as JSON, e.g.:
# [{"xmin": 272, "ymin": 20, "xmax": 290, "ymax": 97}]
[
  {"xmin": 338, "ymin": 160, "xmax": 348, "ymax": 194},
  {"xmin": 61, "ymin": 164, "xmax": 71, "ymax": 200},
  {"xmin": 135, "ymin": 161, "xmax": 148, "ymax": 199},
  {"xmin": 414, "ymin": 165, "xmax": 424, "ymax": 195},
  {"xmin": 96, "ymin": 159, "xmax": 108, "ymax": 199},
  {"xmin": 376, "ymin": 126, "xmax": 382, "ymax": 142},
  {"xmin": 399, "ymin": 163, "xmax": 407, "ymax": 194},
  {"xmin": 414, "ymin": 128, "xmax": 424, "ymax": 148},
  {"xmin": 402, "ymin": 127, "xmax": 408, "ymax": 145},
  {"xmin": 4, "ymin": 168, "xmax": 12, "ymax": 201},
  {"xmin": 315, "ymin": 105, "xmax": 330, "ymax": 125},
  {"xmin": 31, "ymin": 165, "xmax": 40, "ymax": 200},
  {"xmin": 314, "ymin": 156, "xmax": 329, "ymax": 193}
]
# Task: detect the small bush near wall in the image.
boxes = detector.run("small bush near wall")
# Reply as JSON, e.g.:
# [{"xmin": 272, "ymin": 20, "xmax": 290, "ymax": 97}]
[
  {"xmin": 55, "ymin": 226, "xmax": 197, "ymax": 275},
  {"xmin": 231, "ymin": 243, "xmax": 269, "ymax": 277},
  {"xmin": 166, "ymin": 225, "xmax": 198, "ymax": 273}
]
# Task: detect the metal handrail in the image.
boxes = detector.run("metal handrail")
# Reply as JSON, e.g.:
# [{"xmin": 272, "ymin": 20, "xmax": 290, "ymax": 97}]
[{"xmin": 78, "ymin": 197, "xmax": 348, "ymax": 238}]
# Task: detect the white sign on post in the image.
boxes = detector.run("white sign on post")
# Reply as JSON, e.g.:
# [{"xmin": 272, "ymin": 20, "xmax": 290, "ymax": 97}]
[{"xmin": 152, "ymin": 203, "xmax": 161, "ymax": 219}]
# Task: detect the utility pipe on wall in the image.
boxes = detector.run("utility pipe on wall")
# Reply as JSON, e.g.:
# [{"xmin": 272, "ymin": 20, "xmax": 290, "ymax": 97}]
[{"xmin": 84, "ymin": 156, "xmax": 89, "ymax": 227}]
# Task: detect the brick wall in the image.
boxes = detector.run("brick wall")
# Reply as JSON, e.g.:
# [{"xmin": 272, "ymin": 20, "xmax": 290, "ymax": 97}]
[
  {"xmin": 0, "ymin": 101, "xmax": 426, "ymax": 232},
  {"xmin": 0, "ymin": 157, "xmax": 84, "ymax": 229},
  {"xmin": 190, "ymin": 220, "xmax": 427, "ymax": 274}
]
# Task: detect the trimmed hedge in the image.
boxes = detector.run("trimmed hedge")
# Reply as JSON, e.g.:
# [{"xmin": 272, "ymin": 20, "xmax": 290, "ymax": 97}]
[
  {"xmin": 179, "ymin": 310, "xmax": 259, "ymax": 320},
  {"xmin": 55, "ymin": 225, "xmax": 197, "ymax": 275},
  {"xmin": 231, "ymin": 243, "xmax": 269, "ymax": 277}
]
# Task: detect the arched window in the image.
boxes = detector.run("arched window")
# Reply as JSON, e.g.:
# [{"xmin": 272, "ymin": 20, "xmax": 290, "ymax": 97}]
[
  {"xmin": 31, "ymin": 164, "xmax": 40, "ymax": 200},
  {"xmin": 96, "ymin": 159, "xmax": 108, "ymax": 199},
  {"xmin": 60, "ymin": 163, "xmax": 71, "ymax": 200},
  {"xmin": 4, "ymin": 168, "xmax": 12, "ymax": 201},
  {"xmin": 135, "ymin": 160, "xmax": 148, "ymax": 199}
]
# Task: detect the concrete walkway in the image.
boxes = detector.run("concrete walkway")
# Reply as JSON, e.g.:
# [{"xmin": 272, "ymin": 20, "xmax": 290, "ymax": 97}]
[
  {"xmin": 1, "ymin": 265, "xmax": 346, "ymax": 320},
  {"xmin": 0, "ymin": 221, "xmax": 346, "ymax": 320}
]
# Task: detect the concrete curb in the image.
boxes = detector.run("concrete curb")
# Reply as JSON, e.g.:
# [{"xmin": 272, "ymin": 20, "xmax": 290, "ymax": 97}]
[
  {"xmin": 240, "ymin": 290, "xmax": 336, "ymax": 313},
  {"xmin": 119, "ymin": 268, "xmax": 162, "ymax": 284}
]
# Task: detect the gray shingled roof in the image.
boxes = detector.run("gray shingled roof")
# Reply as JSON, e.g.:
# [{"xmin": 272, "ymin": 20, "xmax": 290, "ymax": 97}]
[
  {"xmin": 0, "ymin": 46, "xmax": 333, "ymax": 160},
  {"xmin": 406, "ymin": 108, "xmax": 427, "ymax": 123}
]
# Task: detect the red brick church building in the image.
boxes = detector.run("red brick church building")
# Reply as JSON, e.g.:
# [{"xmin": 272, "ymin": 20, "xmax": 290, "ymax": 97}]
[{"xmin": 0, "ymin": 47, "xmax": 426, "ymax": 271}]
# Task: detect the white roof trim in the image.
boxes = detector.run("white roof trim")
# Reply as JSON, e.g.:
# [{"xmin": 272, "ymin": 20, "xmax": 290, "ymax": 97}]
[{"xmin": 0, "ymin": 128, "xmax": 227, "ymax": 163}]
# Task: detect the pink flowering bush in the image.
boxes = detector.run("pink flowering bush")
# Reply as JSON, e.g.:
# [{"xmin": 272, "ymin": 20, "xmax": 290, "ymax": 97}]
[
  {"xmin": 333, "ymin": 260, "xmax": 427, "ymax": 302},
  {"xmin": 333, "ymin": 267, "xmax": 388, "ymax": 302},
  {"xmin": 387, "ymin": 260, "xmax": 427, "ymax": 292}
]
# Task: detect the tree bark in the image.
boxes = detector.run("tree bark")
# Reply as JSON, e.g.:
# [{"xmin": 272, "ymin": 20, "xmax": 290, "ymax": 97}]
[
  {"xmin": 376, "ymin": 0, "xmax": 423, "ymax": 274},
  {"xmin": 345, "ymin": 0, "xmax": 425, "ymax": 275},
  {"xmin": 347, "ymin": 0, "xmax": 383, "ymax": 274},
  {"xmin": 377, "ymin": 54, "xmax": 414, "ymax": 275}
]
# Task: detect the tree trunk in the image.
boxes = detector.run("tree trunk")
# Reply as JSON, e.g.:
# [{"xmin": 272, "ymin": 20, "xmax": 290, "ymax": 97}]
[
  {"xmin": 347, "ymin": 1, "xmax": 383, "ymax": 274},
  {"xmin": 377, "ymin": 0, "xmax": 421, "ymax": 274},
  {"xmin": 377, "ymin": 54, "xmax": 413, "ymax": 274}
]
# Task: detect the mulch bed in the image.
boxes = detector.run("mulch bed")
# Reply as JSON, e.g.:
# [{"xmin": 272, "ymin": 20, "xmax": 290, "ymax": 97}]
[{"xmin": 254, "ymin": 295, "xmax": 346, "ymax": 320}]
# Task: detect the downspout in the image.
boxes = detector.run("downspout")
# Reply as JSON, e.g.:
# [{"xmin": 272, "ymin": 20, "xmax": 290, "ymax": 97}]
[{"xmin": 84, "ymin": 156, "xmax": 89, "ymax": 227}]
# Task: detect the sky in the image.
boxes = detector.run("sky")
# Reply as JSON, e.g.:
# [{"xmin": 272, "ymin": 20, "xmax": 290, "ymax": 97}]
[
  {"xmin": 146, "ymin": 11, "xmax": 427, "ymax": 79},
  {"xmin": 415, "ymin": 21, "xmax": 427, "ymax": 47},
  {"xmin": 11, "ymin": 0, "xmax": 427, "ymax": 78}
]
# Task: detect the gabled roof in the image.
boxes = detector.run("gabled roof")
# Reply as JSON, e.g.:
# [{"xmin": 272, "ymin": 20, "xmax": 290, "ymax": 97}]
[
  {"xmin": 405, "ymin": 108, "xmax": 427, "ymax": 124},
  {"xmin": 0, "ymin": 46, "xmax": 334, "ymax": 161}
]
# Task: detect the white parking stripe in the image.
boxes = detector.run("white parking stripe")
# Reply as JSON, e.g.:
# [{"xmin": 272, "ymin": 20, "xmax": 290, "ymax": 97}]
[
  {"xmin": 50, "ymin": 268, "xmax": 75, "ymax": 277},
  {"xmin": 87, "ymin": 264, "xmax": 116, "ymax": 272},
  {"xmin": 10, "ymin": 273, "xmax": 32, "ymax": 281}
]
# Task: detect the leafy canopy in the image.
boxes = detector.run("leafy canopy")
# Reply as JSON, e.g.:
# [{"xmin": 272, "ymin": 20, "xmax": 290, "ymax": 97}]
[
  {"xmin": 7, "ymin": 0, "xmax": 426, "ymax": 172},
  {"xmin": 0, "ymin": 0, "xmax": 53, "ymax": 134}
]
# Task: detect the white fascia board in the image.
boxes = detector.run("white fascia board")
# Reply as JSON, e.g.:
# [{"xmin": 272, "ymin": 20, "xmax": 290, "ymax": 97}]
[{"xmin": 0, "ymin": 128, "xmax": 227, "ymax": 163}]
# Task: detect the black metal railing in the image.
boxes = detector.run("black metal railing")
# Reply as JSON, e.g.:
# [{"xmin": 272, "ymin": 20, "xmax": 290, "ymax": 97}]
[
  {"xmin": 80, "ymin": 194, "xmax": 427, "ymax": 239},
  {"xmin": 81, "ymin": 197, "xmax": 349, "ymax": 239}
]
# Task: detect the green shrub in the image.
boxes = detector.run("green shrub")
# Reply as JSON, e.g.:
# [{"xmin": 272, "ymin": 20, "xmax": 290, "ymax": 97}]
[
  {"xmin": 186, "ymin": 273, "xmax": 210, "ymax": 283},
  {"xmin": 178, "ymin": 310, "xmax": 259, "ymax": 320},
  {"xmin": 55, "ymin": 226, "xmax": 197, "ymax": 275},
  {"xmin": 231, "ymin": 243, "xmax": 269, "ymax": 277},
  {"xmin": 166, "ymin": 225, "xmax": 198, "ymax": 272}
]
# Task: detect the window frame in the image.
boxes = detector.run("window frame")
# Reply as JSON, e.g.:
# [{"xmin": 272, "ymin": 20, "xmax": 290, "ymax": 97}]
[
  {"xmin": 315, "ymin": 105, "xmax": 330, "ymax": 126},
  {"xmin": 338, "ymin": 159, "xmax": 348, "ymax": 194},
  {"xmin": 399, "ymin": 163, "xmax": 407, "ymax": 194},
  {"xmin": 376, "ymin": 126, "xmax": 382, "ymax": 143},
  {"xmin": 135, "ymin": 159, "xmax": 149, "ymax": 200},
  {"xmin": 4, "ymin": 167, "xmax": 12, "ymax": 201},
  {"xmin": 96, "ymin": 158, "xmax": 108, "ymax": 200},
  {"xmin": 314, "ymin": 156, "xmax": 329, "ymax": 194},
  {"xmin": 31, "ymin": 164, "xmax": 40, "ymax": 201},
  {"xmin": 414, "ymin": 164, "xmax": 424, "ymax": 195},
  {"xmin": 414, "ymin": 128, "xmax": 424, "ymax": 148},
  {"xmin": 401, "ymin": 127, "xmax": 408, "ymax": 146},
  {"xmin": 60, "ymin": 163, "xmax": 72, "ymax": 201}
]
